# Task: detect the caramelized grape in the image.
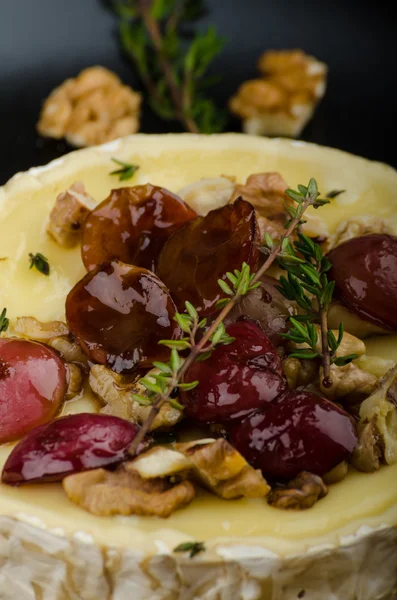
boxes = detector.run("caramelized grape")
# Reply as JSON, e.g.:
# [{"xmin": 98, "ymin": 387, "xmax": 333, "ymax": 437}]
[
  {"xmin": 157, "ymin": 199, "xmax": 259, "ymax": 316},
  {"xmin": 82, "ymin": 185, "xmax": 197, "ymax": 272},
  {"xmin": 66, "ymin": 260, "xmax": 179, "ymax": 373},
  {"xmin": 2, "ymin": 413, "xmax": 140, "ymax": 484},
  {"xmin": 181, "ymin": 321, "xmax": 285, "ymax": 424},
  {"xmin": 0, "ymin": 339, "xmax": 67, "ymax": 443},
  {"xmin": 329, "ymin": 234, "xmax": 397, "ymax": 330},
  {"xmin": 230, "ymin": 391, "xmax": 358, "ymax": 481}
]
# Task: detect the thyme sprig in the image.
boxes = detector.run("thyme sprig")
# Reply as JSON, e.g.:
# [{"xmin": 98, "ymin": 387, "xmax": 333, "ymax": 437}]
[
  {"xmin": 110, "ymin": 158, "xmax": 139, "ymax": 181},
  {"xmin": 108, "ymin": 0, "xmax": 226, "ymax": 133},
  {"xmin": 0, "ymin": 308, "xmax": 9, "ymax": 333},
  {"xmin": 128, "ymin": 179, "xmax": 323, "ymax": 456},
  {"xmin": 273, "ymin": 230, "xmax": 357, "ymax": 386}
]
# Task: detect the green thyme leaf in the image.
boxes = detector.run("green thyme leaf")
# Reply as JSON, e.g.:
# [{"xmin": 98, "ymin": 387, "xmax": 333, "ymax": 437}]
[
  {"xmin": 159, "ymin": 339, "xmax": 191, "ymax": 350},
  {"xmin": 173, "ymin": 541, "xmax": 206, "ymax": 558},
  {"xmin": 152, "ymin": 361, "xmax": 173, "ymax": 375},
  {"xmin": 169, "ymin": 397, "xmax": 184, "ymax": 410},
  {"xmin": 174, "ymin": 313, "xmax": 193, "ymax": 333},
  {"xmin": 170, "ymin": 348, "xmax": 181, "ymax": 372},
  {"xmin": 110, "ymin": 158, "xmax": 139, "ymax": 181},
  {"xmin": 178, "ymin": 380, "xmax": 199, "ymax": 391},
  {"xmin": 0, "ymin": 307, "xmax": 9, "ymax": 333},
  {"xmin": 140, "ymin": 378, "xmax": 164, "ymax": 395},
  {"xmin": 289, "ymin": 350, "xmax": 319, "ymax": 360},
  {"xmin": 218, "ymin": 279, "xmax": 233, "ymax": 296},
  {"xmin": 131, "ymin": 394, "xmax": 153, "ymax": 406},
  {"xmin": 326, "ymin": 189, "xmax": 346, "ymax": 199},
  {"xmin": 332, "ymin": 354, "xmax": 358, "ymax": 367},
  {"xmin": 185, "ymin": 301, "xmax": 198, "ymax": 320},
  {"xmin": 29, "ymin": 253, "xmax": 50, "ymax": 276}
]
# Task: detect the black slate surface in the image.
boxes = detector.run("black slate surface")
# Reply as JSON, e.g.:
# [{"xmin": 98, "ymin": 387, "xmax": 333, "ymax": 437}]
[{"xmin": 0, "ymin": 0, "xmax": 395, "ymax": 184}]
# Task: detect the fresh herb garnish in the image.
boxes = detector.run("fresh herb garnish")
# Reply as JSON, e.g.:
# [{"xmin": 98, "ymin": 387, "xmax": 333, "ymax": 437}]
[
  {"xmin": 173, "ymin": 541, "xmax": 206, "ymax": 558},
  {"xmin": 29, "ymin": 253, "xmax": 50, "ymax": 276},
  {"xmin": 110, "ymin": 158, "xmax": 139, "ymax": 181},
  {"xmin": 108, "ymin": 0, "xmax": 226, "ymax": 133},
  {"xmin": 0, "ymin": 308, "xmax": 9, "ymax": 333},
  {"xmin": 271, "ymin": 191, "xmax": 357, "ymax": 386},
  {"xmin": 326, "ymin": 189, "xmax": 346, "ymax": 199},
  {"xmin": 128, "ymin": 179, "xmax": 324, "ymax": 456}
]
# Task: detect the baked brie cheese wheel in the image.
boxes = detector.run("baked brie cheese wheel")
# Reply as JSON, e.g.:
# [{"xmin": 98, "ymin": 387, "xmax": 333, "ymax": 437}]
[{"xmin": 0, "ymin": 134, "xmax": 397, "ymax": 600}]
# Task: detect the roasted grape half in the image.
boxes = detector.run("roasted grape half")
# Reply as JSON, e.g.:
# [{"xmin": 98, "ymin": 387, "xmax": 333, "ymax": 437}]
[
  {"xmin": 0, "ymin": 338, "xmax": 67, "ymax": 443},
  {"xmin": 157, "ymin": 199, "xmax": 259, "ymax": 316},
  {"xmin": 181, "ymin": 321, "xmax": 285, "ymax": 424},
  {"xmin": 329, "ymin": 234, "xmax": 397, "ymax": 331},
  {"xmin": 2, "ymin": 413, "xmax": 140, "ymax": 484},
  {"xmin": 66, "ymin": 260, "xmax": 179, "ymax": 373},
  {"xmin": 82, "ymin": 185, "xmax": 197, "ymax": 272},
  {"xmin": 230, "ymin": 391, "xmax": 358, "ymax": 481}
]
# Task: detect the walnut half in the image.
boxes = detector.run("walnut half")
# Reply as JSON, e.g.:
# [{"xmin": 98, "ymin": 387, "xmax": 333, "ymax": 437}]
[
  {"xmin": 37, "ymin": 66, "xmax": 141, "ymax": 147},
  {"xmin": 229, "ymin": 49, "xmax": 327, "ymax": 138},
  {"xmin": 175, "ymin": 439, "xmax": 270, "ymax": 499},
  {"xmin": 63, "ymin": 462, "xmax": 195, "ymax": 518},
  {"xmin": 268, "ymin": 472, "xmax": 328, "ymax": 510}
]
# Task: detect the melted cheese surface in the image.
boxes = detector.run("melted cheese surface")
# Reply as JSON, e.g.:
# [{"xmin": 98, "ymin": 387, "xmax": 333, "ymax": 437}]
[{"xmin": 1, "ymin": 134, "xmax": 397, "ymax": 555}]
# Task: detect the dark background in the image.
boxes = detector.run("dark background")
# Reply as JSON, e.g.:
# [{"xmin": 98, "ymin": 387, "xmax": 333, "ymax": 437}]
[{"xmin": 0, "ymin": 0, "xmax": 395, "ymax": 185}]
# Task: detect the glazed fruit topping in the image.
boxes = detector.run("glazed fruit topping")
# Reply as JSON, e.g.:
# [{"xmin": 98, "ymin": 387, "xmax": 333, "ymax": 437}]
[
  {"xmin": 66, "ymin": 260, "xmax": 180, "ymax": 373},
  {"xmin": 0, "ymin": 338, "xmax": 67, "ymax": 443},
  {"xmin": 230, "ymin": 390, "xmax": 358, "ymax": 481},
  {"xmin": 181, "ymin": 321, "xmax": 286, "ymax": 424},
  {"xmin": 2, "ymin": 413, "xmax": 140, "ymax": 485},
  {"xmin": 329, "ymin": 233, "xmax": 397, "ymax": 330},
  {"xmin": 157, "ymin": 198, "xmax": 259, "ymax": 316},
  {"xmin": 82, "ymin": 185, "xmax": 197, "ymax": 272}
]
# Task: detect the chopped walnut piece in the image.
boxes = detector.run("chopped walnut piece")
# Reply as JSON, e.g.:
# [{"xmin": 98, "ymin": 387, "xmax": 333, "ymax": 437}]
[
  {"xmin": 65, "ymin": 363, "xmax": 84, "ymax": 400},
  {"xmin": 63, "ymin": 462, "xmax": 195, "ymax": 518},
  {"xmin": 89, "ymin": 364, "xmax": 183, "ymax": 430},
  {"xmin": 359, "ymin": 364, "xmax": 397, "ymax": 465},
  {"xmin": 49, "ymin": 336, "xmax": 90, "ymax": 371},
  {"xmin": 37, "ymin": 66, "xmax": 141, "ymax": 147},
  {"xmin": 229, "ymin": 172, "xmax": 327, "ymax": 243},
  {"xmin": 175, "ymin": 439, "xmax": 270, "ymax": 499},
  {"xmin": 326, "ymin": 215, "xmax": 394, "ymax": 252},
  {"xmin": 130, "ymin": 446, "xmax": 192, "ymax": 479},
  {"xmin": 351, "ymin": 419, "xmax": 383, "ymax": 473},
  {"xmin": 320, "ymin": 362, "xmax": 377, "ymax": 403},
  {"xmin": 47, "ymin": 181, "xmax": 96, "ymax": 247},
  {"xmin": 230, "ymin": 49, "xmax": 327, "ymax": 138},
  {"xmin": 268, "ymin": 471, "xmax": 328, "ymax": 510},
  {"xmin": 13, "ymin": 317, "xmax": 69, "ymax": 342},
  {"xmin": 229, "ymin": 172, "xmax": 293, "ymax": 242}
]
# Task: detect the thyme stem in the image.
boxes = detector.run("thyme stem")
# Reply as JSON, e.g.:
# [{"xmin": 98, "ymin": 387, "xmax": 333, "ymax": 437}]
[
  {"xmin": 128, "ymin": 194, "xmax": 315, "ymax": 457},
  {"xmin": 137, "ymin": 0, "xmax": 200, "ymax": 133}
]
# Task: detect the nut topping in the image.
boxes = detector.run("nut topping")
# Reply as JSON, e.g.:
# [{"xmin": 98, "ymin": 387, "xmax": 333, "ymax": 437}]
[
  {"xmin": 351, "ymin": 419, "xmax": 383, "ymax": 473},
  {"xmin": 63, "ymin": 463, "xmax": 195, "ymax": 517},
  {"xmin": 175, "ymin": 438, "xmax": 270, "ymax": 499},
  {"xmin": 267, "ymin": 471, "xmax": 328, "ymax": 510},
  {"xmin": 89, "ymin": 364, "xmax": 183, "ymax": 430},
  {"xmin": 47, "ymin": 181, "xmax": 96, "ymax": 247},
  {"xmin": 13, "ymin": 316, "xmax": 69, "ymax": 342},
  {"xmin": 37, "ymin": 66, "xmax": 141, "ymax": 147}
]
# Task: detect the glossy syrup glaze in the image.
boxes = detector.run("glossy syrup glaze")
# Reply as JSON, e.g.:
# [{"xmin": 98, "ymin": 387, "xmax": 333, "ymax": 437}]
[
  {"xmin": 0, "ymin": 338, "xmax": 67, "ymax": 443},
  {"xmin": 157, "ymin": 198, "xmax": 259, "ymax": 316},
  {"xmin": 66, "ymin": 260, "xmax": 179, "ymax": 373},
  {"xmin": 182, "ymin": 321, "xmax": 285, "ymax": 424},
  {"xmin": 329, "ymin": 234, "xmax": 397, "ymax": 330},
  {"xmin": 230, "ymin": 391, "xmax": 358, "ymax": 481},
  {"xmin": 2, "ymin": 413, "xmax": 139, "ymax": 484},
  {"xmin": 82, "ymin": 184, "xmax": 197, "ymax": 272}
]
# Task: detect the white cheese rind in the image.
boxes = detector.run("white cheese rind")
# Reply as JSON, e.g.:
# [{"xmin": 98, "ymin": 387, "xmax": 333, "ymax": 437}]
[
  {"xmin": 1, "ymin": 134, "xmax": 397, "ymax": 599},
  {"xmin": 1, "ymin": 516, "xmax": 396, "ymax": 599}
]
